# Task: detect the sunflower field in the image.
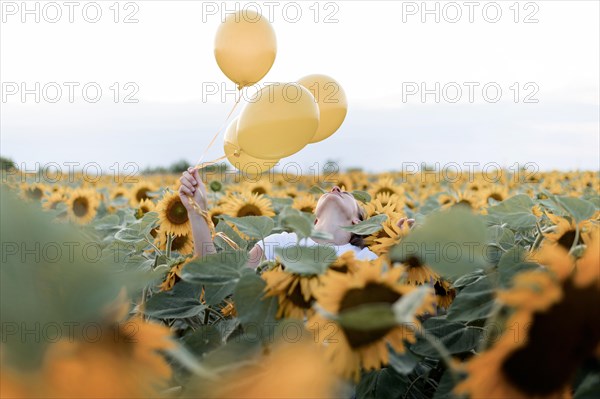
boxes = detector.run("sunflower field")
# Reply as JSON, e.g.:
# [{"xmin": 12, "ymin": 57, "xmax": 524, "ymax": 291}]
[{"xmin": 1, "ymin": 167, "xmax": 599, "ymax": 399}]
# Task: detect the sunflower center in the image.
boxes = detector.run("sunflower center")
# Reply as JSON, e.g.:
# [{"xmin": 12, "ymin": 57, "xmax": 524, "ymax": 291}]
[
  {"xmin": 501, "ymin": 278, "xmax": 600, "ymax": 395},
  {"xmin": 376, "ymin": 188, "xmax": 395, "ymax": 197},
  {"xmin": 73, "ymin": 197, "xmax": 89, "ymax": 217},
  {"xmin": 27, "ymin": 187, "xmax": 43, "ymax": 200},
  {"xmin": 237, "ymin": 204, "xmax": 262, "ymax": 217},
  {"xmin": 557, "ymin": 229, "xmax": 584, "ymax": 251},
  {"xmin": 211, "ymin": 212, "xmax": 222, "ymax": 227},
  {"xmin": 166, "ymin": 199, "xmax": 188, "ymax": 225},
  {"xmin": 489, "ymin": 192, "xmax": 503, "ymax": 201},
  {"xmin": 300, "ymin": 206, "xmax": 314, "ymax": 213},
  {"xmin": 404, "ymin": 255, "xmax": 423, "ymax": 269},
  {"xmin": 287, "ymin": 281, "xmax": 313, "ymax": 310},
  {"xmin": 171, "ymin": 235, "xmax": 189, "ymax": 251},
  {"xmin": 135, "ymin": 188, "xmax": 151, "ymax": 202},
  {"xmin": 252, "ymin": 187, "xmax": 267, "ymax": 195},
  {"xmin": 338, "ymin": 283, "xmax": 401, "ymax": 348},
  {"xmin": 330, "ymin": 264, "xmax": 349, "ymax": 274},
  {"xmin": 434, "ymin": 281, "xmax": 448, "ymax": 296}
]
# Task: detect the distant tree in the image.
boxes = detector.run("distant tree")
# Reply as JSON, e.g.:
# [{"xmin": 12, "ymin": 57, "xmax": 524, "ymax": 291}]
[
  {"xmin": 169, "ymin": 160, "xmax": 191, "ymax": 173},
  {"xmin": 0, "ymin": 156, "xmax": 16, "ymax": 171}
]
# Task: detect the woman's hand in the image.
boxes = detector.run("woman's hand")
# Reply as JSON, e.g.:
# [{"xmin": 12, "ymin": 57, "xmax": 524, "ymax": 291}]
[
  {"xmin": 178, "ymin": 167, "xmax": 208, "ymax": 213},
  {"xmin": 397, "ymin": 217, "xmax": 415, "ymax": 229}
]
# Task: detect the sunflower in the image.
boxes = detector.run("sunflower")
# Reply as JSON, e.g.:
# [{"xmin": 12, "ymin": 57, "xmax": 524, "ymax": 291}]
[
  {"xmin": 195, "ymin": 338, "xmax": 337, "ymax": 398},
  {"xmin": 433, "ymin": 278, "xmax": 456, "ymax": 309},
  {"xmin": 368, "ymin": 176, "xmax": 404, "ymax": 199},
  {"xmin": 241, "ymin": 179, "xmax": 273, "ymax": 196},
  {"xmin": 159, "ymin": 257, "xmax": 196, "ymax": 291},
  {"xmin": 42, "ymin": 192, "xmax": 66, "ymax": 212},
  {"xmin": 483, "ymin": 185, "xmax": 510, "ymax": 204},
  {"xmin": 262, "ymin": 264, "xmax": 322, "ymax": 320},
  {"xmin": 220, "ymin": 299, "xmax": 237, "ymax": 317},
  {"xmin": 39, "ymin": 316, "xmax": 174, "ymax": 398},
  {"xmin": 208, "ymin": 205, "xmax": 226, "ymax": 227},
  {"xmin": 292, "ymin": 194, "xmax": 318, "ymax": 213},
  {"xmin": 332, "ymin": 174, "xmax": 355, "ymax": 192},
  {"xmin": 282, "ymin": 186, "xmax": 299, "ymax": 198},
  {"xmin": 135, "ymin": 198, "xmax": 156, "ymax": 219},
  {"xmin": 543, "ymin": 212, "xmax": 597, "ymax": 251},
  {"xmin": 155, "ymin": 228, "xmax": 194, "ymax": 256},
  {"xmin": 328, "ymin": 251, "xmax": 362, "ymax": 275},
  {"xmin": 393, "ymin": 254, "xmax": 439, "ymax": 285},
  {"xmin": 129, "ymin": 181, "xmax": 158, "ymax": 207},
  {"xmin": 155, "ymin": 190, "xmax": 190, "ymax": 237},
  {"xmin": 66, "ymin": 188, "xmax": 99, "ymax": 224},
  {"xmin": 366, "ymin": 216, "xmax": 411, "ymax": 256},
  {"xmin": 364, "ymin": 193, "xmax": 403, "ymax": 217},
  {"xmin": 110, "ymin": 186, "xmax": 129, "ymax": 203},
  {"xmin": 2, "ymin": 290, "xmax": 175, "ymax": 399},
  {"xmin": 310, "ymin": 260, "xmax": 436, "ymax": 380},
  {"xmin": 440, "ymin": 190, "xmax": 483, "ymax": 211},
  {"xmin": 221, "ymin": 191, "xmax": 275, "ymax": 218},
  {"xmin": 19, "ymin": 183, "xmax": 47, "ymax": 202},
  {"xmin": 455, "ymin": 236, "xmax": 600, "ymax": 399}
]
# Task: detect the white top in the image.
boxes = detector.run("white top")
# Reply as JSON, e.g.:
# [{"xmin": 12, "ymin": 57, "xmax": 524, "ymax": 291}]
[{"xmin": 256, "ymin": 231, "xmax": 378, "ymax": 262}]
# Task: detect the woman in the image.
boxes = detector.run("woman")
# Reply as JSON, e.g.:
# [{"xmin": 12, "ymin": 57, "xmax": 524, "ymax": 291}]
[{"xmin": 178, "ymin": 167, "xmax": 413, "ymax": 268}]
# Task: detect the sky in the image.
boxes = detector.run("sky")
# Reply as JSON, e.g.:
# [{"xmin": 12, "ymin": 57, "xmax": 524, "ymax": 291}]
[{"xmin": 1, "ymin": 0, "xmax": 599, "ymax": 174}]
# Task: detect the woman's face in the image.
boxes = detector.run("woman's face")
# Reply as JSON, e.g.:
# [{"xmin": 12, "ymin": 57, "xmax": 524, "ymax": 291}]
[{"xmin": 314, "ymin": 186, "xmax": 361, "ymax": 222}]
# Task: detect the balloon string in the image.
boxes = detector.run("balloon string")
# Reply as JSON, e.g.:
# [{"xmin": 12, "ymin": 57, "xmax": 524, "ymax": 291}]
[
  {"xmin": 192, "ymin": 94, "xmax": 242, "ymax": 170},
  {"xmin": 185, "ymin": 94, "xmax": 242, "ymax": 254}
]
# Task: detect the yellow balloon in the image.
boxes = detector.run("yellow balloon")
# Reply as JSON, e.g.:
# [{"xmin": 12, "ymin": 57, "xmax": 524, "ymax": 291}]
[
  {"xmin": 297, "ymin": 74, "xmax": 348, "ymax": 143},
  {"xmin": 214, "ymin": 10, "xmax": 277, "ymax": 89},
  {"xmin": 237, "ymin": 83, "xmax": 320, "ymax": 159},
  {"xmin": 224, "ymin": 117, "xmax": 279, "ymax": 176}
]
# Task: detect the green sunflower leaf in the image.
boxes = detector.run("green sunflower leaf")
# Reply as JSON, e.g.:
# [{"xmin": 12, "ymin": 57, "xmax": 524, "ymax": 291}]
[
  {"xmin": 180, "ymin": 251, "xmax": 247, "ymax": 286},
  {"xmin": 274, "ymin": 245, "xmax": 337, "ymax": 275},
  {"xmin": 183, "ymin": 325, "xmax": 223, "ymax": 357},
  {"xmin": 144, "ymin": 293, "xmax": 206, "ymax": 319},
  {"xmin": 337, "ymin": 302, "xmax": 397, "ymax": 331},
  {"xmin": 409, "ymin": 318, "xmax": 483, "ymax": 357},
  {"xmin": 486, "ymin": 194, "xmax": 538, "ymax": 230},
  {"xmin": 574, "ymin": 371, "xmax": 600, "ymax": 399},
  {"xmin": 309, "ymin": 185, "xmax": 326, "ymax": 195},
  {"xmin": 497, "ymin": 246, "xmax": 539, "ymax": 288},
  {"xmin": 351, "ymin": 190, "xmax": 372, "ymax": 203},
  {"xmin": 446, "ymin": 274, "xmax": 497, "ymax": 322},
  {"xmin": 340, "ymin": 213, "xmax": 388, "ymax": 235},
  {"xmin": 233, "ymin": 273, "xmax": 278, "ymax": 340},
  {"xmin": 279, "ymin": 207, "xmax": 314, "ymax": 240},
  {"xmin": 389, "ymin": 206, "xmax": 489, "ymax": 278},
  {"xmin": 554, "ymin": 196, "xmax": 596, "ymax": 223},
  {"xmin": 220, "ymin": 215, "xmax": 274, "ymax": 239},
  {"xmin": 214, "ymin": 220, "xmax": 248, "ymax": 251}
]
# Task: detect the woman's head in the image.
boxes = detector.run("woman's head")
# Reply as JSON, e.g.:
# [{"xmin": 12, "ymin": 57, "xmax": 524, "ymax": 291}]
[
  {"xmin": 314, "ymin": 186, "xmax": 362, "ymax": 223},
  {"xmin": 313, "ymin": 186, "xmax": 368, "ymax": 248}
]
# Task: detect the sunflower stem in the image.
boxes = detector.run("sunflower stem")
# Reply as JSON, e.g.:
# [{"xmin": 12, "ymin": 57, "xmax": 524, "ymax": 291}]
[
  {"xmin": 402, "ymin": 373, "xmax": 425, "ymax": 399},
  {"xmin": 530, "ymin": 222, "xmax": 545, "ymax": 252},
  {"xmin": 569, "ymin": 223, "xmax": 580, "ymax": 255},
  {"xmin": 419, "ymin": 330, "xmax": 460, "ymax": 384},
  {"xmin": 166, "ymin": 233, "xmax": 174, "ymax": 258},
  {"xmin": 145, "ymin": 235, "xmax": 163, "ymax": 256},
  {"xmin": 203, "ymin": 307, "xmax": 210, "ymax": 325},
  {"xmin": 139, "ymin": 286, "xmax": 148, "ymax": 321},
  {"xmin": 206, "ymin": 306, "xmax": 225, "ymax": 322}
]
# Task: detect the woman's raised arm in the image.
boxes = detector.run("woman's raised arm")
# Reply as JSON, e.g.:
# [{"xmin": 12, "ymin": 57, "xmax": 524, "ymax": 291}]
[
  {"xmin": 179, "ymin": 167, "xmax": 264, "ymax": 267},
  {"xmin": 178, "ymin": 167, "xmax": 217, "ymax": 257}
]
